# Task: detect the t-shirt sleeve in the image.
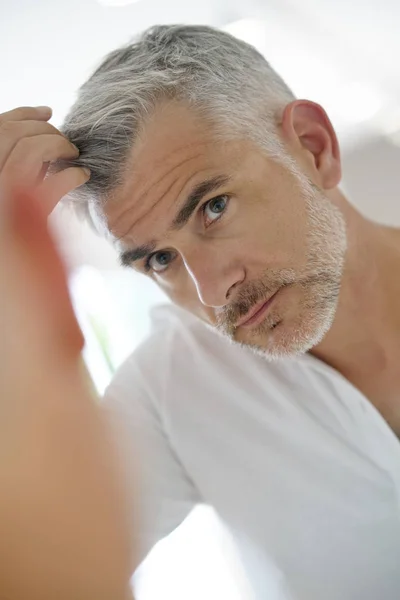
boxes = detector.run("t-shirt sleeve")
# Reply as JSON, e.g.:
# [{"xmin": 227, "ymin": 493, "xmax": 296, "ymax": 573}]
[{"xmin": 102, "ymin": 361, "xmax": 201, "ymax": 569}]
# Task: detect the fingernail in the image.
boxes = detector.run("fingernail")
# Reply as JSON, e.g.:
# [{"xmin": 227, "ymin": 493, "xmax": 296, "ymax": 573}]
[
  {"xmin": 82, "ymin": 168, "xmax": 91, "ymax": 178},
  {"xmin": 35, "ymin": 106, "xmax": 52, "ymax": 116}
]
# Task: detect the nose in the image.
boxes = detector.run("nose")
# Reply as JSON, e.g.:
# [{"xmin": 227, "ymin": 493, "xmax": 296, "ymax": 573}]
[{"xmin": 181, "ymin": 246, "xmax": 245, "ymax": 308}]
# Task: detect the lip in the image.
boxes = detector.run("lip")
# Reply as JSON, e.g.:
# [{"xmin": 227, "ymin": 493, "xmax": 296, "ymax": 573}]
[{"xmin": 235, "ymin": 289, "xmax": 280, "ymax": 329}]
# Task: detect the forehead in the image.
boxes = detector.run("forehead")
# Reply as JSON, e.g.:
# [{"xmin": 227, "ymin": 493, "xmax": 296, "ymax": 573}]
[
  {"xmin": 135, "ymin": 100, "xmax": 213, "ymax": 165},
  {"xmin": 105, "ymin": 101, "xmax": 244, "ymax": 240}
]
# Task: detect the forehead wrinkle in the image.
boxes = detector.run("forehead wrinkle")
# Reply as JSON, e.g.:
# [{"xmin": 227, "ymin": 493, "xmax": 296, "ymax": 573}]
[
  {"xmin": 118, "ymin": 164, "xmax": 213, "ymax": 245},
  {"xmin": 117, "ymin": 175, "xmax": 180, "ymax": 240},
  {"xmin": 112, "ymin": 148, "xmax": 207, "ymax": 233},
  {"xmin": 114, "ymin": 152, "xmax": 213, "ymax": 243}
]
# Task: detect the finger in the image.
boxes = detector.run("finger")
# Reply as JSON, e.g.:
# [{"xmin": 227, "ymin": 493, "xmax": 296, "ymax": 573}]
[
  {"xmin": 0, "ymin": 120, "xmax": 70, "ymax": 170},
  {"xmin": 7, "ymin": 185, "xmax": 85, "ymax": 358},
  {"xmin": 0, "ymin": 134, "xmax": 80, "ymax": 193},
  {"xmin": 0, "ymin": 105, "xmax": 52, "ymax": 124},
  {"xmin": 38, "ymin": 166, "xmax": 90, "ymax": 214}
]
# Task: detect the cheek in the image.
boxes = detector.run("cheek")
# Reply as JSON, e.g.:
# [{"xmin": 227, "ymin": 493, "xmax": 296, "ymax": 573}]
[{"xmin": 246, "ymin": 193, "xmax": 309, "ymax": 267}]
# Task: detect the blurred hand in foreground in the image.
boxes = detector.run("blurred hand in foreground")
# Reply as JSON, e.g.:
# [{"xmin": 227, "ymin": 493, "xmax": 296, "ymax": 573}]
[{"xmin": 0, "ymin": 185, "xmax": 134, "ymax": 600}]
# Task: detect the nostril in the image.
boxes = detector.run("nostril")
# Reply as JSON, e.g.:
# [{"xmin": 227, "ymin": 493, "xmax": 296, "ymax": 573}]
[
  {"xmin": 226, "ymin": 273, "xmax": 245, "ymax": 300},
  {"xmin": 226, "ymin": 282, "xmax": 237, "ymax": 301}
]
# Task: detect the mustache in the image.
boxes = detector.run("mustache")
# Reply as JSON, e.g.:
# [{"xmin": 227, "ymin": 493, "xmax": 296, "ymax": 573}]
[
  {"xmin": 216, "ymin": 270, "xmax": 297, "ymax": 330},
  {"xmin": 216, "ymin": 269, "xmax": 341, "ymax": 332}
]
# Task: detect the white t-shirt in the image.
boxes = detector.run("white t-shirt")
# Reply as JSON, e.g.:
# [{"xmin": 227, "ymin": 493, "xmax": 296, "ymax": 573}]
[{"xmin": 104, "ymin": 303, "xmax": 400, "ymax": 600}]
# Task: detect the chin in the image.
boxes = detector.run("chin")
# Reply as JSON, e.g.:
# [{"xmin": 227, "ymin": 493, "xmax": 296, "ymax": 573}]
[{"xmin": 233, "ymin": 300, "xmax": 337, "ymax": 361}]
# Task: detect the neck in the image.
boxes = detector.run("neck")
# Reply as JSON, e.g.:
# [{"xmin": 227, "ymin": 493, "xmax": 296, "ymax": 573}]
[{"xmin": 311, "ymin": 201, "xmax": 400, "ymax": 381}]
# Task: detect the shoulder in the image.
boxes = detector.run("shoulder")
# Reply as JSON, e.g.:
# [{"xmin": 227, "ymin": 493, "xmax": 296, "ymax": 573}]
[
  {"xmin": 103, "ymin": 303, "xmax": 216, "ymax": 406},
  {"xmin": 103, "ymin": 302, "xmax": 316, "ymax": 415}
]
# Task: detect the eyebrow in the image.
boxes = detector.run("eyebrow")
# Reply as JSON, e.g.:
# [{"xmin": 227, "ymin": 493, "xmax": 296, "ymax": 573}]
[
  {"xmin": 172, "ymin": 174, "xmax": 231, "ymax": 229},
  {"xmin": 120, "ymin": 241, "xmax": 157, "ymax": 267},
  {"xmin": 119, "ymin": 174, "xmax": 231, "ymax": 268}
]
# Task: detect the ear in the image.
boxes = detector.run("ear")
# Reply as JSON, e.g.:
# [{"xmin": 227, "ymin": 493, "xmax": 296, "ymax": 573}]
[{"xmin": 281, "ymin": 100, "xmax": 341, "ymax": 189}]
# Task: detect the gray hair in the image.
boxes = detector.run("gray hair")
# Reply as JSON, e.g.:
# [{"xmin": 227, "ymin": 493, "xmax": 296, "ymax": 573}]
[{"xmin": 54, "ymin": 24, "xmax": 296, "ymax": 233}]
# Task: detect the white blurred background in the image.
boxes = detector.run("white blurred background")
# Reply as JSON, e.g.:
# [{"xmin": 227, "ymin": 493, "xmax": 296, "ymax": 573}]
[{"xmin": 1, "ymin": 0, "xmax": 400, "ymax": 597}]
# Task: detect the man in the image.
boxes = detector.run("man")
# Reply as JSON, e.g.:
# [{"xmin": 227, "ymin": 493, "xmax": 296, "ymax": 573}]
[{"xmin": 1, "ymin": 24, "xmax": 400, "ymax": 600}]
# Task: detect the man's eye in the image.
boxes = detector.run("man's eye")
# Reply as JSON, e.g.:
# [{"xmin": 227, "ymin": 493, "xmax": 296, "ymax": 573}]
[
  {"xmin": 203, "ymin": 195, "xmax": 229, "ymax": 226},
  {"xmin": 147, "ymin": 250, "xmax": 175, "ymax": 273}
]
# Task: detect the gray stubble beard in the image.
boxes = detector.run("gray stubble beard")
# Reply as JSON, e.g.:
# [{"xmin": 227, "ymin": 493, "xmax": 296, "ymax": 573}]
[{"xmin": 216, "ymin": 174, "xmax": 348, "ymax": 361}]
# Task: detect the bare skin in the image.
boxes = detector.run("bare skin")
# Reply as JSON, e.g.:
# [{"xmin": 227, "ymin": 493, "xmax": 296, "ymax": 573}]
[
  {"xmin": 105, "ymin": 99, "xmax": 400, "ymax": 433},
  {"xmin": 0, "ymin": 107, "xmax": 134, "ymax": 599}
]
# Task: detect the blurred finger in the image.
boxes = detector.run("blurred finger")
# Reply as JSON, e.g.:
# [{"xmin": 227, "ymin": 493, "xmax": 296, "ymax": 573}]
[
  {"xmin": 0, "ymin": 184, "xmax": 134, "ymax": 600},
  {"xmin": 6, "ymin": 185, "xmax": 84, "ymax": 358}
]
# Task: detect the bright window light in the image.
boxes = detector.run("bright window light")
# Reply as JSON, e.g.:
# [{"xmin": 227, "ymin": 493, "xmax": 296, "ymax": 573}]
[
  {"xmin": 97, "ymin": 0, "xmax": 142, "ymax": 6},
  {"xmin": 224, "ymin": 19, "xmax": 385, "ymax": 129},
  {"xmin": 328, "ymin": 81, "xmax": 384, "ymax": 124},
  {"xmin": 225, "ymin": 19, "xmax": 268, "ymax": 56}
]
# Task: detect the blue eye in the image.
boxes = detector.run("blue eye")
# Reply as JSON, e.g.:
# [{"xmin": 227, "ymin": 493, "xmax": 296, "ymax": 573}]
[
  {"xmin": 148, "ymin": 250, "xmax": 176, "ymax": 273},
  {"xmin": 203, "ymin": 195, "xmax": 229, "ymax": 225}
]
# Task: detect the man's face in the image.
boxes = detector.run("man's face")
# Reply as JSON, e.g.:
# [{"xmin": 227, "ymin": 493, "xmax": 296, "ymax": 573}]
[{"xmin": 106, "ymin": 101, "xmax": 347, "ymax": 359}]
